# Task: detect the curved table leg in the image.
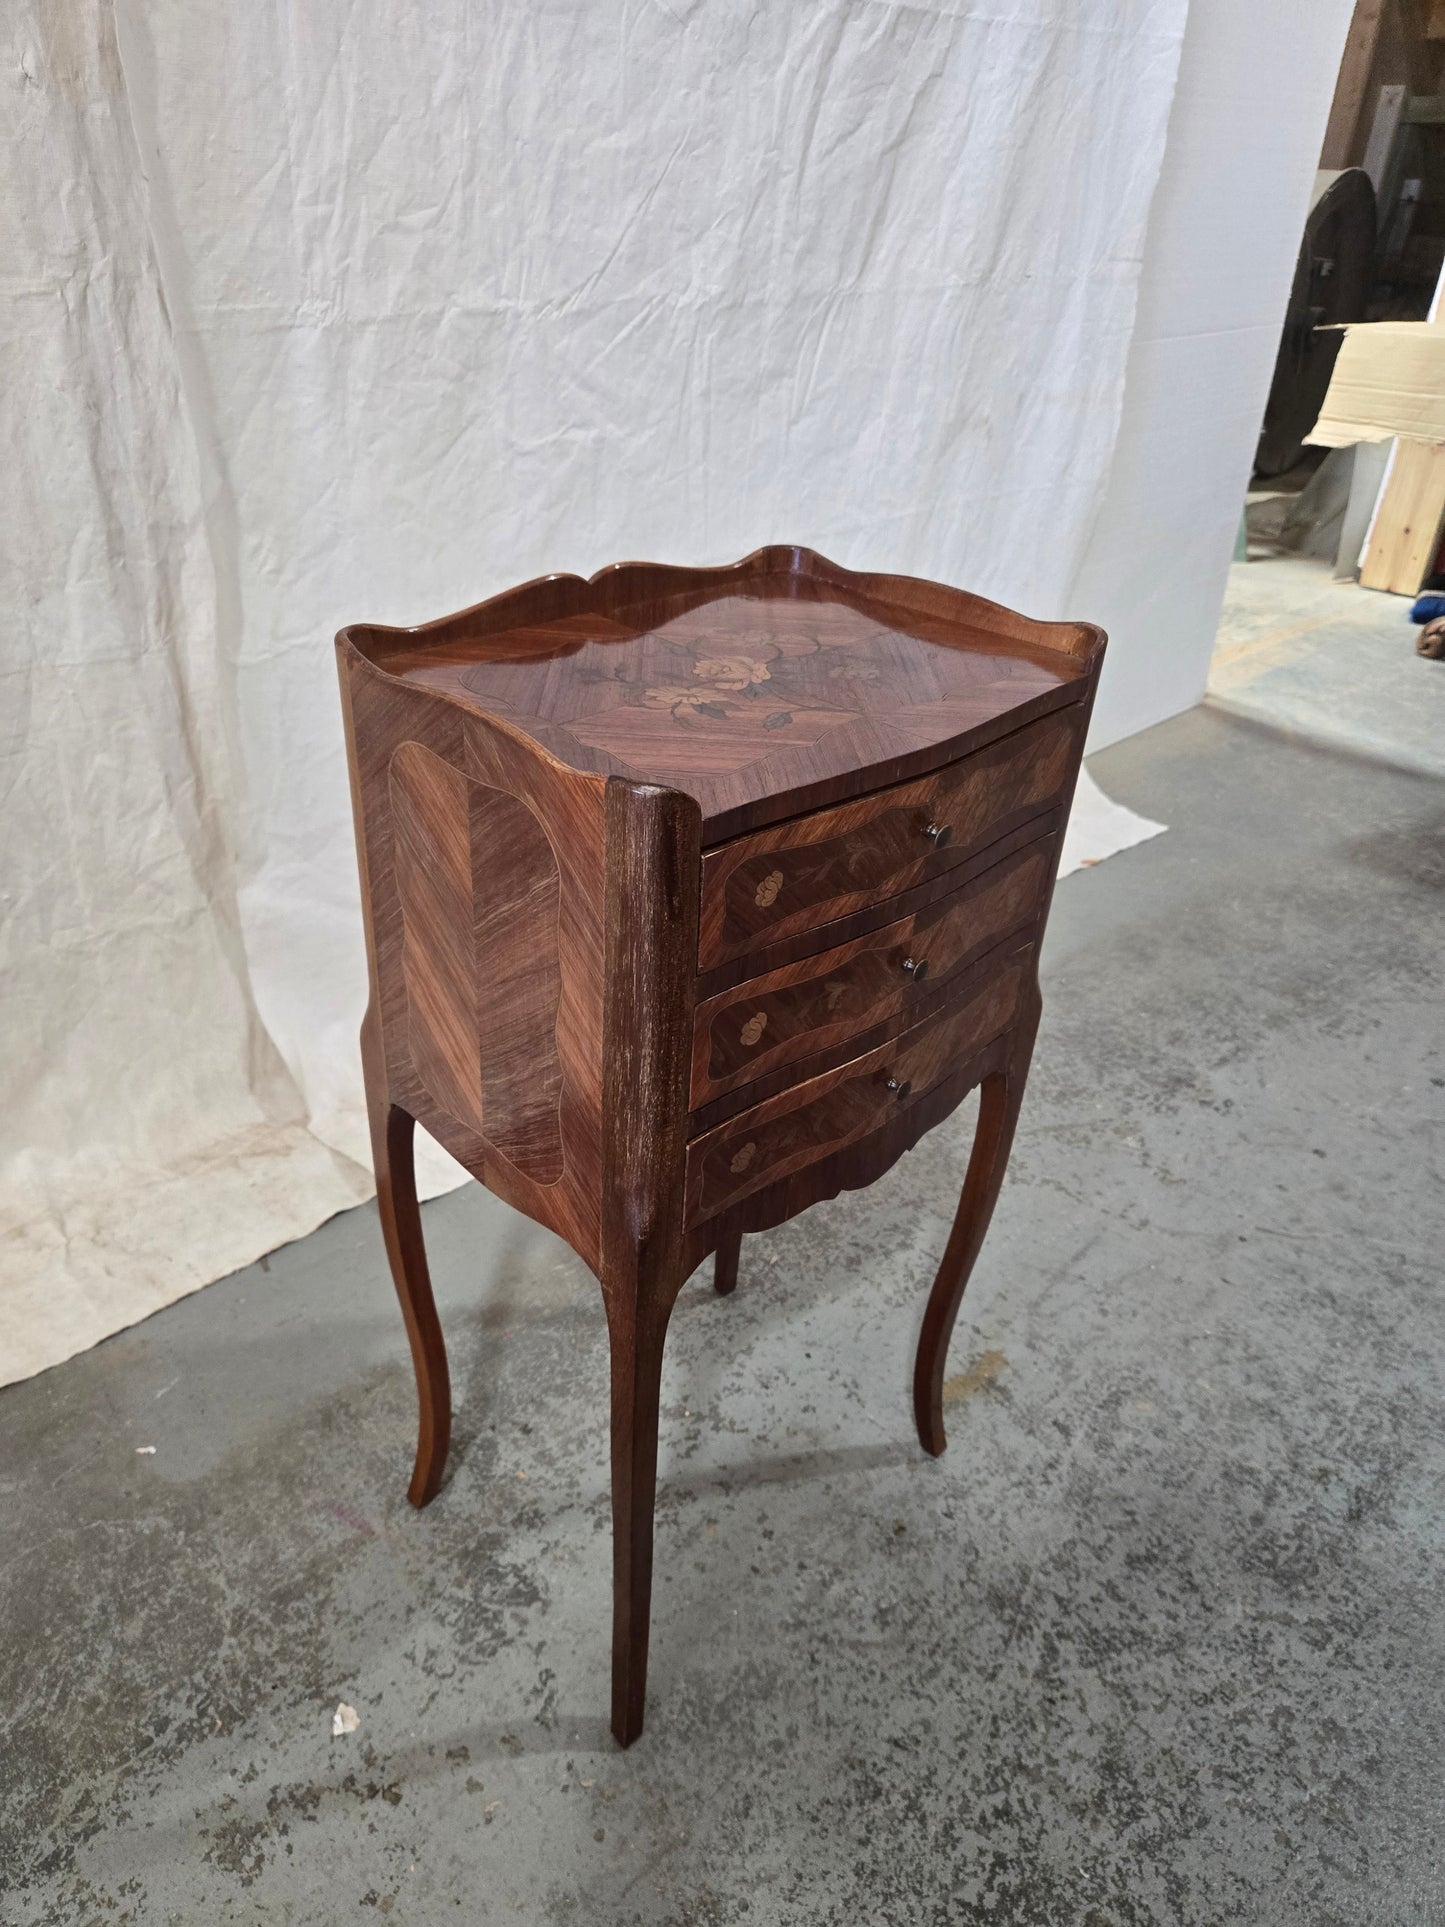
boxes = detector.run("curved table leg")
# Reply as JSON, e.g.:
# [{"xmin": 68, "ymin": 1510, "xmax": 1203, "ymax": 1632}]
[
  {"xmin": 362, "ymin": 1009, "xmax": 452, "ymax": 1509},
  {"xmin": 913, "ymin": 1010, "xmax": 1038, "ymax": 1458},
  {"xmin": 605, "ymin": 1279, "xmax": 679, "ymax": 1748},
  {"xmin": 713, "ymin": 1224, "xmax": 742, "ymax": 1297}
]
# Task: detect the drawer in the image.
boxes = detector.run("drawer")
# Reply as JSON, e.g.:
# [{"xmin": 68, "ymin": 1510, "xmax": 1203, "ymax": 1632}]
[
  {"xmin": 697, "ymin": 706, "xmax": 1083, "ymax": 968},
  {"xmin": 684, "ymin": 948, "xmax": 1028, "ymax": 1228},
  {"xmin": 690, "ymin": 834, "xmax": 1056, "ymax": 1107}
]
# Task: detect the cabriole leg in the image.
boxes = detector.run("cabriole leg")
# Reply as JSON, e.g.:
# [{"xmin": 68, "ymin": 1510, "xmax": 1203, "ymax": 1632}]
[
  {"xmin": 362, "ymin": 1009, "xmax": 452, "ymax": 1508},
  {"xmin": 605, "ymin": 1286, "xmax": 675, "ymax": 1747},
  {"xmin": 713, "ymin": 1223, "xmax": 742, "ymax": 1297},
  {"xmin": 913, "ymin": 1012, "xmax": 1037, "ymax": 1458}
]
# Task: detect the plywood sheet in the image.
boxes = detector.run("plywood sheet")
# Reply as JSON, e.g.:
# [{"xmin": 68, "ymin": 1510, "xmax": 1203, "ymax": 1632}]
[{"xmin": 1359, "ymin": 440, "xmax": 1445, "ymax": 593}]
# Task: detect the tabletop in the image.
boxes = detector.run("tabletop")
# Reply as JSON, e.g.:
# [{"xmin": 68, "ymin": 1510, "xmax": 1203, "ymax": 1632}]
[{"xmin": 341, "ymin": 546, "xmax": 1098, "ymax": 839}]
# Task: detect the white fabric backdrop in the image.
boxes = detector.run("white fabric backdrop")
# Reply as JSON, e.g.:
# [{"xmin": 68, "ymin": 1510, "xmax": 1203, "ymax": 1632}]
[
  {"xmin": 1078, "ymin": 0, "xmax": 1357, "ymax": 748},
  {"xmin": 2, "ymin": 0, "xmax": 1190, "ymax": 1385}
]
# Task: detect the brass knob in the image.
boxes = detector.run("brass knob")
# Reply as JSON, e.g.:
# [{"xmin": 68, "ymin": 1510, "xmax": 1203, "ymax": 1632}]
[
  {"xmin": 886, "ymin": 1074, "xmax": 912, "ymax": 1101},
  {"xmin": 900, "ymin": 955, "xmax": 929, "ymax": 981},
  {"xmin": 923, "ymin": 821, "xmax": 953, "ymax": 849}
]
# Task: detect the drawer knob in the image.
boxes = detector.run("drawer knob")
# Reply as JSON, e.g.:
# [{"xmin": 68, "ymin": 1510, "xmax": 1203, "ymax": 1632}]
[
  {"xmin": 886, "ymin": 1074, "xmax": 912, "ymax": 1102},
  {"xmin": 923, "ymin": 821, "xmax": 953, "ymax": 849},
  {"xmin": 900, "ymin": 955, "xmax": 929, "ymax": 981}
]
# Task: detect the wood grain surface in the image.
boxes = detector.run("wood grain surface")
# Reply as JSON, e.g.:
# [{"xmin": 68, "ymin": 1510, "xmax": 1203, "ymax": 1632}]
[
  {"xmin": 697, "ymin": 707, "xmax": 1082, "ymax": 966},
  {"xmin": 684, "ymin": 949, "xmax": 1028, "ymax": 1227},
  {"xmin": 694, "ymin": 809, "xmax": 1066, "ymax": 997},
  {"xmin": 677, "ymin": 1021, "xmax": 1017, "ymax": 1282},
  {"xmin": 389, "ymin": 742, "xmax": 566, "ymax": 1179},
  {"xmin": 389, "ymin": 744, "xmax": 482, "ymax": 1131},
  {"xmin": 340, "ymin": 545, "xmax": 1103, "ymax": 840},
  {"xmin": 340, "ymin": 650, "xmax": 607, "ymax": 1268},
  {"xmin": 691, "ymin": 833, "xmax": 1056, "ymax": 1105},
  {"xmin": 599, "ymin": 780, "xmax": 702, "ymax": 1747}
]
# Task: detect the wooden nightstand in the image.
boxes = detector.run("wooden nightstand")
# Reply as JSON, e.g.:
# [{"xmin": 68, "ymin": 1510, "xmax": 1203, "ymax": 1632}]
[{"xmin": 336, "ymin": 545, "xmax": 1104, "ymax": 1745}]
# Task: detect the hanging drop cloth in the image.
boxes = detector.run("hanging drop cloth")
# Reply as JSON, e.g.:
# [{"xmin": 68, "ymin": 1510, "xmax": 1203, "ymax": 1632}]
[{"xmin": 0, "ymin": 0, "xmax": 1188, "ymax": 1386}]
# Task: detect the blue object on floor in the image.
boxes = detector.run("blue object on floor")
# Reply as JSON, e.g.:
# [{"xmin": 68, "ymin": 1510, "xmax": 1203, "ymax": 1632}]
[{"xmin": 1408, "ymin": 592, "xmax": 1445, "ymax": 623}]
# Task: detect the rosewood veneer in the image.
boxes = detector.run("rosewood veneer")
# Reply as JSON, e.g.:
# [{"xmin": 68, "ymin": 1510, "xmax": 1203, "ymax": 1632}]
[{"xmin": 335, "ymin": 544, "xmax": 1105, "ymax": 1745}]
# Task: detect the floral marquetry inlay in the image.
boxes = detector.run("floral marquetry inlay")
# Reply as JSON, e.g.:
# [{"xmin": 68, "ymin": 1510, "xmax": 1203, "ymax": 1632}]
[{"xmin": 556, "ymin": 614, "xmax": 872, "ymax": 780}]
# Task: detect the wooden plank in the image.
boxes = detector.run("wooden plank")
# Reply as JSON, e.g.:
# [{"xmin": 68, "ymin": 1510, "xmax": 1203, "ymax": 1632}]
[
  {"xmin": 1359, "ymin": 440, "xmax": 1445, "ymax": 592},
  {"xmin": 1426, "ymin": 0, "xmax": 1445, "ymax": 38},
  {"xmin": 1321, "ymin": 0, "xmax": 1388, "ymax": 167}
]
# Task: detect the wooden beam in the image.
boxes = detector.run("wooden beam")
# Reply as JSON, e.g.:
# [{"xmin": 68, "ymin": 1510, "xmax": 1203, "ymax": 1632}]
[
  {"xmin": 1364, "ymin": 83, "xmax": 1408, "ymax": 195},
  {"xmin": 1322, "ymin": 0, "xmax": 1389, "ymax": 167},
  {"xmin": 1359, "ymin": 439, "xmax": 1445, "ymax": 592},
  {"xmin": 1398, "ymin": 0, "xmax": 1445, "ymax": 82}
]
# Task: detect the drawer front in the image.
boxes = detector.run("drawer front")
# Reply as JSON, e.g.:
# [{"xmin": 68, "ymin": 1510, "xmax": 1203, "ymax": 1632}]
[
  {"xmin": 684, "ymin": 950, "xmax": 1027, "ymax": 1228},
  {"xmin": 691, "ymin": 834, "xmax": 1055, "ymax": 1107},
  {"xmin": 698, "ymin": 706, "xmax": 1082, "ymax": 968}
]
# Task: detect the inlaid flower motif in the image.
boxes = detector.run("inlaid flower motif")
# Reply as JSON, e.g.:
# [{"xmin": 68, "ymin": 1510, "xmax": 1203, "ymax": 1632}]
[
  {"xmin": 693, "ymin": 655, "xmax": 772, "ymax": 692},
  {"xmin": 736, "ymin": 627, "xmax": 824, "ymax": 660},
  {"xmin": 643, "ymin": 684, "xmax": 733, "ymax": 719}
]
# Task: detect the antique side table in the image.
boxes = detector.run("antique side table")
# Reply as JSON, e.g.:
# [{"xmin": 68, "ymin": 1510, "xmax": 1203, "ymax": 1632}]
[{"xmin": 336, "ymin": 545, "xmax": 1104, "ymax": 1746}]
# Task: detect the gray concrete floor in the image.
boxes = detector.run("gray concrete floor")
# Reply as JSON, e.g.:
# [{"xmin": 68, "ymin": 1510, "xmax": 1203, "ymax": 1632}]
[
  {"xmin": 1210, "ymin": 554, "xmax": 1445, "ymax": 782},
  {"xmin": 3, "ymin": 706, "xmax": 1443, "ymax": 1926}
]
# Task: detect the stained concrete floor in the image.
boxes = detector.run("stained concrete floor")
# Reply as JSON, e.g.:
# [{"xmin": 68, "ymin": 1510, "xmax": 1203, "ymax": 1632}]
[{"xmin": 3, "ymin": 706, "xmax": 1444, "ymax": 1926}]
